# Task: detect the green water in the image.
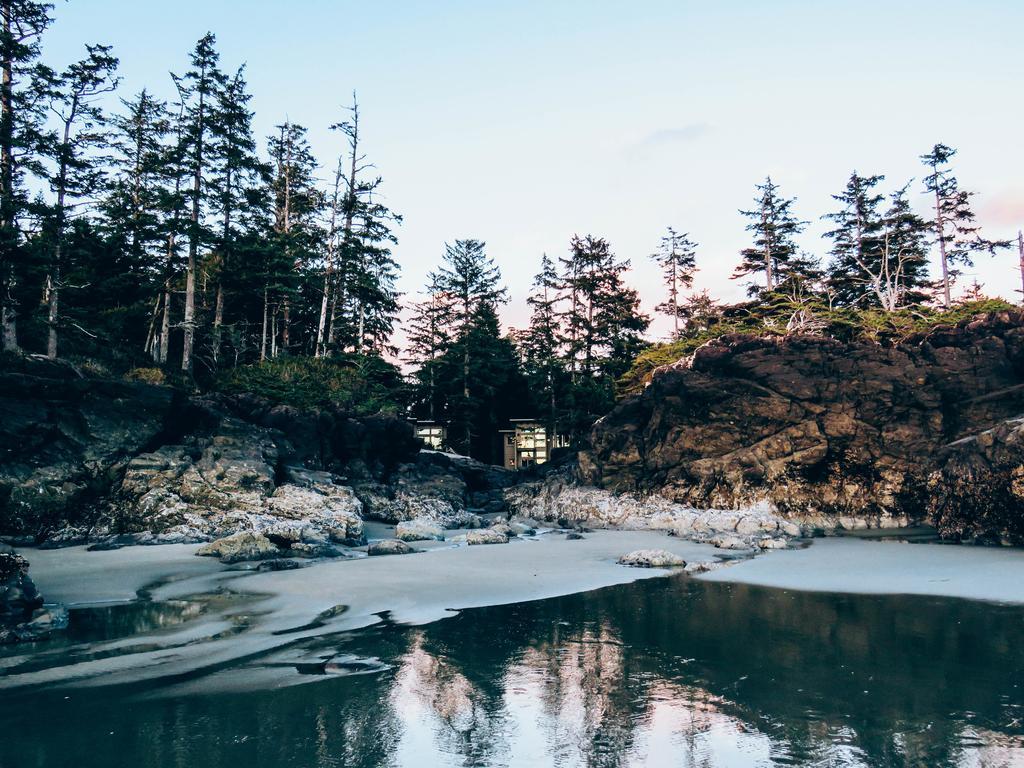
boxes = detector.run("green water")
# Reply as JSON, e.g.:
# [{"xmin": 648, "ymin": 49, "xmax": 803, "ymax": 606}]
[{"xmin": 1, "ymin": 577, "xmax": 1022, "ymax": 767}]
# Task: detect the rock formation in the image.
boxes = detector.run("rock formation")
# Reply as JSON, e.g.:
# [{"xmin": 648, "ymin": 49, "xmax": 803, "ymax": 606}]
[{"xmin": 579, "ymin": 311, "xmax": 1024, "ymax": 543}]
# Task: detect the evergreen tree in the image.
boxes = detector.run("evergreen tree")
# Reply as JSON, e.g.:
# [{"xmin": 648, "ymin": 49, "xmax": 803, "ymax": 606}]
[
  {"xmin": 428, "ymin": 239, "xmax": 508, "ymax": 454},
  {"xmin": 264, "ymin": 120, "xmax": 320, "ymax": 359},
  {"xmin": 0, "ymin": 0, "xmax": 53, "ymax": 351},
  {"xmin": 517, "ymin": 253, "xmax": 567, "ymax": 440},
  {"xmin": 823, "ymin": 171, "xmax": 886, "ymax": 306},
  {"xmin": 734, "ymin": 177, "xmax": 806, "ymax": 295},
  {"xmin": 208, "ymin": 65, "xmax": 264, "ymax": 364},
  {"xmin": 921, "ymin": 143, "xmax": 1010, "ymax": 308},
  {"xmin": 558, "ymin": 235, "xmax": 649, "ymax": 437},
  {"xmin": 40, "ymin": 43, "xmax": 118, "ymax": 358},
  {"xmin": 347, "ymin": 187, "xmax": 400, "ymax": 354},
  {"xmin": 650, "ymin": 226, "xmax": 697, "ymax": 338},
  {"xmin": 405, "ymin": 275, "xmax": 453, "ymax": 423},
  {"xmin": 322, "ymin": 94, "xmax": 401, "ymax": 356},
  {"xmin": 874, "ymin": 183, "xmax": 931, "ymax": 309},
  {"xmin": 104, "ymin": 88, "xmax": 171, "ymax": 333},
  {"xmin": 176, "ymin": 32, "xmax": 224, "ymax": 372}
]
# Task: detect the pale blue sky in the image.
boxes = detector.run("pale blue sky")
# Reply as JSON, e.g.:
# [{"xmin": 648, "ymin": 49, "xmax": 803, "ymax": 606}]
[{"xmin": 47, "ymin": 1, "xmax": 1024, "ymax": 337}]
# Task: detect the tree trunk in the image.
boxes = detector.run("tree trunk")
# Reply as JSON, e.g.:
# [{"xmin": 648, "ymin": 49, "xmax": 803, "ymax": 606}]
[
  {"xmin": 212, "ymin": 283, "xmax": 223, "ymax": 363},
  {"xmin": 1019, "ymin": 231, "xmax": 1024, "ymax": 305},
  {"xmin": 182, "ymin": 66, "xmax": 207, "ymax": 373},
  {"xmin": 259, "ymin": 286, "xmax": 268, "ymax": 361},
  {"xmin": 281, "ymin": 300, "xmax": 289, "ymax": 353},
  {"xmin": 46, "ymin": 104, "xmax": 75, "ymax": 360},
  {"xmin": 0, "ymin": 0, "xmax": 19, "ymax": 353},
  {"xmin": 158, "ymin": 282, "xmax": 171, "ymax": 364},
  {"xmin": 935, "ymin": 187, "xmax": 950, "ymax": 309}
]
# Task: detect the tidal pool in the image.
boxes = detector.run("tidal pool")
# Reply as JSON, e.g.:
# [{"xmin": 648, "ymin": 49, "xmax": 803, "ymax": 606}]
[{"xmin": 1, "ymin": 576, "xmax": 1022, "ymax": 767}]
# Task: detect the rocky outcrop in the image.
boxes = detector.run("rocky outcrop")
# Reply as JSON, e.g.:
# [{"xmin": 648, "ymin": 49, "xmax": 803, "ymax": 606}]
[
  {"xmin": 0, "ymin": 359, "xmax": 176, "ymax": 536},
  {"xmin": 506, "ymin": 476, "xmax": 801, "ymax": 548},
  {"xmin": 95, "ymin": 419, "xmax": 367, "ymax": 545},
  {"xmin": 580, "ymin": 312, "xmax": 1024, "ymax": 543},
  {"xmin": 0, "ymin": 360, "xmax": 521, "ymax": 549}
]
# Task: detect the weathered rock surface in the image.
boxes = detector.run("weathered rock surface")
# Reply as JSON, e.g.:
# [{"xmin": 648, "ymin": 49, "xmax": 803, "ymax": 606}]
[
  {"xmin": 617, "ymin": 549, "xmax": 686, "ymax": 568},
  {"xmin": 580, "ymin": 312, "xmax": 1024, "ymax": 543},
  {"xmin": 466, "ymin": 528, "xmax": 508, "ymax": 545},
  {"xmin": 0, "ymin": 360, "xmax": 176, "ymax": 535},
  {"xmin": 0, "ymin": 552, "xmax": 66, "ymax": 643},
  {"xmin": 367, "ymin": 539, "xmax": 414, "ymax": 556},
  {"xmin": 0, "ymin": 552, "xmax": 42, "ymax": 622},
  {"xmin": 395, "ymin": 519, "xmax": 445, "ymax": 542},
  {"xmin": 353, "ymin": 451, "xmax": 510, "ymax": 525},
  {"xmin": 96, "ymin": 417, "xmax": 367, "ymax": 545},
  {"xmin": 196, "ymin": 532, "xmax": 278, "ymax": 564},
  {"xmin": 506, "ymin": 478, "xmax": 801, "ymax": 548}
]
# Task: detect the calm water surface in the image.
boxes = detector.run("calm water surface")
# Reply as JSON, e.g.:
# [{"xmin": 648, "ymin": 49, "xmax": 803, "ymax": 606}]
[{"xmin": 1, "ymin": 577, "xmax": 1022, "ymax": 767}]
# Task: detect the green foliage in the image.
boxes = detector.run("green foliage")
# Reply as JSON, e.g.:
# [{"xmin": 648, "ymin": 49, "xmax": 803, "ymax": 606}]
[
  {"xmin": 213, "ymin": 354, "xmax": 405, "ymax": 414},
  {"xmin": 617, "ymin": 298, "xmax": 1018, "ymax": 397},
  {"xmin": 125, "ymin": 367, "xmax": 166, "ymax": 385}
]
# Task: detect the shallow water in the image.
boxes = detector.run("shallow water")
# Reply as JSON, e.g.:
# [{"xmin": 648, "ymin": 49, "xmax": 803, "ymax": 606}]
[{"xmin": 1, "ymin": 576, "xmax": 1023, "ymax": 767}]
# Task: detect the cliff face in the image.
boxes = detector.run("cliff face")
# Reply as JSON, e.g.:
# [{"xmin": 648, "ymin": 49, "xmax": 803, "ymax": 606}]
[{"xmin": 579, "ymin": 311, "xmax": 1024, "ymax": 543}]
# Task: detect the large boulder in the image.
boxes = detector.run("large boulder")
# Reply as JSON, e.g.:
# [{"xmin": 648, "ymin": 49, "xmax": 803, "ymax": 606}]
[
  {"xmin": 579, "ymin": 312, "xmax": 1024, "ymax": 542},
  {"xmin": 0, "ymin": 552, "xmax": 42, "ymax": 622}
]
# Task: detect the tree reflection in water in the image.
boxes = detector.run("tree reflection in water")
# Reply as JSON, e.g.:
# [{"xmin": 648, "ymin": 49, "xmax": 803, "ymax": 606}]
[{"xmin": 1, "ymin": 577, "xmax": 1022, "ymax": 767}]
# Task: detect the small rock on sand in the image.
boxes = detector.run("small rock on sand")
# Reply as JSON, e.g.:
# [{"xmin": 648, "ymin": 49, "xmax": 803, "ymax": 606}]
[
  {"xmin": 367, "ymin": 539, "xmax": 414, "ymax": 556},
  {"xmin": 467, "ymin": 529, "xmax": 508, "ymax": 545},
  {"xmin": 196, "ymin": 532, "xmax": 278, "ymax": 564},
  {"xmin": 395, "ymin": 519, "xmax": 445, "ymax": 542},
  {"xmin": 617, "ymin": 549, "xmax": 686, "ymax": 568}
]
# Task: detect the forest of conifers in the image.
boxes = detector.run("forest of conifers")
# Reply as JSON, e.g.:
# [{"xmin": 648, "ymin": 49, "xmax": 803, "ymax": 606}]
[{"xmin": 0, "ymin": 2, "xmax": 1014, "ymax": 462}]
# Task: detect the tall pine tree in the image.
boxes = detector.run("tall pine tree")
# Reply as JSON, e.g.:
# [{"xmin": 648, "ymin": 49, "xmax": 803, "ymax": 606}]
[
  {"xmin": 0, "ymin": 0, "xmax": 53, "ymax": 351},
  {"xmin": 650, "ymin": 226, "xmax": 697, "ymax": 338},
  {"xmin": 40, "ymin": 43, "xmax": 119, "ymax": 358},
  {"xmin": 734, "ymin": 177, "xmax": 806, "ymax": 295},
  {"xmin": 921, "ymin": 143, "xmax": 1010, "ymax": 308}
]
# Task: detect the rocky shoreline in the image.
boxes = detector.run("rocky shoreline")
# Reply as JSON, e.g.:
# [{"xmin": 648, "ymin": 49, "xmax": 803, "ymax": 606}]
[{"xmin": 4, "ymin": 311, "xmax": 1024, "ymax": 641}]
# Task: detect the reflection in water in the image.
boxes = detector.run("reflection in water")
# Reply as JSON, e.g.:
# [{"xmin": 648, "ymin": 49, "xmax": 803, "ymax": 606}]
[{"xmin": 1, "ymin": 577, "xmax": 1022, "ymax": 767}]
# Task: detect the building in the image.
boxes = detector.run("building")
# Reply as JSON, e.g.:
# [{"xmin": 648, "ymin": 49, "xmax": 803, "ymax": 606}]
[
  {"xmin": 412, "ymin": 420, "xmax": 447, "ymax": 450},
  {"xmin": 499, "ymin": 419, "xmax": 569, "ymax": 470}
]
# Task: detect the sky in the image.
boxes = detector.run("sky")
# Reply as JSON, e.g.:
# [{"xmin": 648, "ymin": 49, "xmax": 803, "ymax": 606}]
[{"xmin": 44, "ymin": 0, "xmax": 1024, "ymax": 340}]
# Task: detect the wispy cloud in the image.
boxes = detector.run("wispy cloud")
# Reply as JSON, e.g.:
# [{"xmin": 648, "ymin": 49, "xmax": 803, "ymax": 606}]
[{"xmin": 638, "ymin": 122, "xmax": 713, "ymax": 146}]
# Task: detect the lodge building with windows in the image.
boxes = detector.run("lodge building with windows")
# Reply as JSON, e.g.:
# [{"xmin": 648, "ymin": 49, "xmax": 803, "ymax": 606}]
[{"xmin": 410, "ymin": 417, "xmax": 567, "ymax": 469}]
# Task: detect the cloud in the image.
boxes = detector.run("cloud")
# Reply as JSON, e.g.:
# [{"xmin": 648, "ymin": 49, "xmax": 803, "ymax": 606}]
[{"xmin": 638, "ymin": 122, "xmax": 713, "ymax": 147}]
